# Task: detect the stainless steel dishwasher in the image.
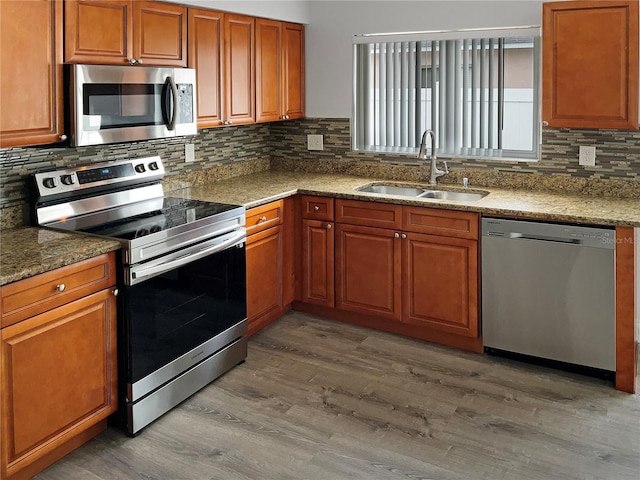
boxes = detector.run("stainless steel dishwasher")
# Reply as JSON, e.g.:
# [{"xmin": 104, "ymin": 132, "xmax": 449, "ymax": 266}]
[{"xmin": 481, "ymin": 217, "xmax": 616, "ymax": 376}]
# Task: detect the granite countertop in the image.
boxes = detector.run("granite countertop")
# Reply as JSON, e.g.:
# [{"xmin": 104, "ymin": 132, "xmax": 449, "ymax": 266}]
[
  {"xmin": 0, "ymin": 227, "xmax": 121, "ymax": 286},
  {"xmin": 2, "ymin": 170, "xmax": 638, "ymax": 286},
  {"xmin": 173, "ymin": 171, "xmax": 640, "ymax": 228}
]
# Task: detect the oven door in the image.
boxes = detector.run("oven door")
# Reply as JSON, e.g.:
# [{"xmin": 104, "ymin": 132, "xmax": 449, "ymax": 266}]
[{"xmin": 118, "ymin": 236, "xmax": 246, "ymax": 405}]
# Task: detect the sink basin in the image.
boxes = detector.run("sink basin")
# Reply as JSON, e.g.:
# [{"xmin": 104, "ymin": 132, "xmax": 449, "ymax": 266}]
[
  {"xmin": 419, "ymin": 190, "xmax": 487, "ymax": 201},
  {"xmin": 357, "ymin": 185, "xmax": 426, "ymax": 197},
  {"xmin": 356, "ymin": 183, "xmax": 488, "ymax": 201}
]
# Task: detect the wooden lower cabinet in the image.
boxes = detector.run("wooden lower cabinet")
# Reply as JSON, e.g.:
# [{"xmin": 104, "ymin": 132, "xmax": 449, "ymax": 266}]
[
  {"xmin": 403, "ymin": 233, "xmax": 478, "ymax": 337},
  {"xmin": 1, "ymin": 289, "xmax": 117, "ymax": 480},
  {"xmin": 335, "ymin": 224, "xmax": 401, "ymax": 321},
  {"xmin": 301, "ymin": 219, "xmax": 334, "ymax": 307}
]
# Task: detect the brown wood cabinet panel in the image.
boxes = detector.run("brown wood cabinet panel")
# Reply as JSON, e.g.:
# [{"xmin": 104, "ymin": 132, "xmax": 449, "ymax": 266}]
[
  {"xmin": 246, "ymin": 226, "xmax": 283, "ymax": 334},
  {"xmin": 1, "ymin": 254, "xmax": 116, "ymax": 329},
  {"xmin": 402, "ymin": 233, "xmax": 478, "ymax": 337},
  {"xmin": 302, "ymin": 219, "xmax": 335, "ymax": 307},
  {"xmin": 335, "ymin": 199, "xmax": 402, "ymax": 229},
  {"xmin": 256, "ymin": 18, "xmax": 282, "ymax": 122},
  {"xmin": 301, "ymin": 195, "xmax": 334, "ymax": 221},
  {"xmin": 188, "ymin": 8, "xmax": 224, "ymax": 128},
  {"xmin": 65, "ymin": 0, "xmax": 133, "ymax": 64},
  {"xmin": 335, "ymin": 224, "xmax": 402, "ymax": 321},
  {"xmin": 224, "ymin": 13, "xmax": 255, "ymax": 125},
  {"xmin": 281, "ymin": 197, "xmax": 296, "ymax": 307},
  {"xmin": 282, "ymin": 22, "xmax": 305, "ymax": 120},
  {"xmin": 0, "ymin": 0, "xmax": 64, "ymax": 148},
  {"xmin": 615, "ymin": 226, "xmax": 637, "ymax": 393},
  {"xmin": 542, "ymin": 0, "xmax": 639, "ymax": 129},
  {"xmin": 134, "ymin": 1, "xmax": 187, "ymax": 67},
  {"xmin": 246, "ymin": 200, "xmax": 283, "ymax": 236},
  {"xmin": 1, "ymin": 289, "xmax": 117, "ymax": 480},
  {"xmin": 403, "ymin": 207, "xmax": 479, "ymax": 239}
]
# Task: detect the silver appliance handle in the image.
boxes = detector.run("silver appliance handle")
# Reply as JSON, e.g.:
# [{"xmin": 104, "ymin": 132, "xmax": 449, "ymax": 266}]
[
  {"xmin": 165, "ymin": 76, "xmax": 179, "ymax": 131},
  {"xmin": 130, "ymin": 231, "xmax": 244, "ymax": 284},
  {"xmin": 509, "ymin": 232, "xmax": 581, "ymax": 245}
]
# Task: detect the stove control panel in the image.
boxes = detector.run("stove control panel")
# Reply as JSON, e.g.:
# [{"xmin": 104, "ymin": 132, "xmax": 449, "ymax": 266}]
[{"xmin": 34, "ymin": 156, "xmax": 165, "ymax": 198}]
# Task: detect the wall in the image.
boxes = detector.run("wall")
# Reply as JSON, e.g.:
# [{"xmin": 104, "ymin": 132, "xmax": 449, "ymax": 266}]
[{"xmin": 159, "ymin": 0, "xmax": 310, "ymax": 23}]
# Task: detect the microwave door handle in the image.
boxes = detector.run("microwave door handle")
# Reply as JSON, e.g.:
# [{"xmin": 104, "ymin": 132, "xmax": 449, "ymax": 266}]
[{"xmin": 164, "ymin": 76, "xmax": 179, "ymax": 131}]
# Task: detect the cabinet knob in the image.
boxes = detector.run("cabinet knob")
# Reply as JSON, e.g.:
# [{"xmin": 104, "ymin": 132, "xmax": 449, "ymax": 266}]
[
  {"xmin": 59, "ymin": 134, "xmax": 68, "ymax": 141},
  {"xmin": 401, "ymin": 233, "xmax": 407, "ymax": 239},
  {"xmin": 112, "ymin": 288, "xmax": 119, "ymax": 297},
  {"xmin": 223, "ymin": 120, "xmax": 232, "ymax": 125},
  {"xmin": 326, "ymin": 223, "xmax": 332, "ymax": 229},
  {"xmin": 136, "ymin": 59, "xmax": 143, "ymax": 65},
  {"xmin": 127, "ymin": 58, "xmax": 137, "ymax": 65},
  {"xmin": 542, "ymin": 120, "xmax": 549, "ymax": 127},
  {"xmin": 258, "ymin": 216, "xmax": 267, "ymax": 222},
  {"xmin": 313, "ymin": 205, "xmax": 320, "ymax": 211},
  {"xmin": 394, "ymin": 232, "xmax": 400, "ymax": 238},
  {"xmin": 55, "ymin": 283, "xmax": 65, "ymax": 292}
]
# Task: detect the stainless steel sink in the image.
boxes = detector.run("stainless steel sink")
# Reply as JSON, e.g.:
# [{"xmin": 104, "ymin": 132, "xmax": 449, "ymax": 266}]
[
  {"xmin": 419, "ymin": 190, "xmax": 487, "ymax": 201},
  {"xmin": 357, "ymin": 185, "xmax": 426, "ymax": 197},
  {"xmin": 356, "ymin": 183, "xmax": 488, "ymax": 201}
]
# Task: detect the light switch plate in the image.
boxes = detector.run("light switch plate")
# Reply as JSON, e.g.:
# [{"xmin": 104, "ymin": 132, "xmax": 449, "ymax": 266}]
[
  {"xmin": 307, "ymin": 134, "xmax": 324, "ymax": 151},
  {"xmin": 579, "ymin": 145, "xmax": 596, "ymax": 167},
  {"xmin": 185, "ymin": 143, "xmax": 195, "ymax": 162}
]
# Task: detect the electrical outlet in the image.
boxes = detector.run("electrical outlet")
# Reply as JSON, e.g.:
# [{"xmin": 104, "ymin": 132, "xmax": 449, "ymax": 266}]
[
  {"xmin": 185, "ymin": 143, "xmax": 195, "ymax": 162},
  {"xmin": 579, "ymin": 145, "xmax": 596, "ymax": 167},
  {"xmin": 307, "ymin": 134, "xmax": 324, "ymax": 151}
]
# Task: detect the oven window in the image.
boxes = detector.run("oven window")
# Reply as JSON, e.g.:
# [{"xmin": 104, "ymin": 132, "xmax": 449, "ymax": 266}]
[
  {"xmin": 121, "ymin": 244, "xmax": 247, "ymax": 383},
  {"xmin": 82, "ymin": 83, "xmax": 165, "ymax": 130}
]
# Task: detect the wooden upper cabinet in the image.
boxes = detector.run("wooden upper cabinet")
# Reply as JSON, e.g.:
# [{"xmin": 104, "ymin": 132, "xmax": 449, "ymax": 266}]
[
  {"xmin": 64, "ymin": 0, "xmax": 132, "ymax": 64},
  {"xmin": 0, "ymin": 0, "xmax": 64, "ymax": 148},
  {"xmin": 542, "ymin": 0, "xmax": 639, "ymax": 129},
  {"xmin": 134, "ymin": 1, "xmax": 187, "ymax": 67},
  {"xmin": 188, "ymin": 8, "xmax": 224, "ymax": 127},
  {"xmin": 282, "ymin": 22, "xmax": 305, "ymax": 120},
  {"xmin": 256, "ymin": 19, "xmax": 305, "ymax": 122},
  {"xmin": 224, "ymin": 14, "xmax": 255, "ymax": 125},
  {"xmin": 65, "ymin": 0, "xmax": 187, "ymax": 66}
]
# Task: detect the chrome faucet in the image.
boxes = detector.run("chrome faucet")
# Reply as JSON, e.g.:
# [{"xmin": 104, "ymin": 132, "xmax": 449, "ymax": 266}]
[{"xmin": 417, "ymin": 129, "xmax": 448, "ymax": 185}]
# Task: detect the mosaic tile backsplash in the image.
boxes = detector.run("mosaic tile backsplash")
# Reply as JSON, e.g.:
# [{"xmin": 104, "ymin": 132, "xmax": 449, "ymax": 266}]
[{"xmin": 1, "ymin": 117, "xmax": 639, "ymax": 228}]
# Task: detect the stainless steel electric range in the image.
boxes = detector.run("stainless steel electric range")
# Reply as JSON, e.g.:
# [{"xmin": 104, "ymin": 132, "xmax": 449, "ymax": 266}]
[{"xmin": 31, "ymin": 156, "xmax": 248, "ymax": 435}]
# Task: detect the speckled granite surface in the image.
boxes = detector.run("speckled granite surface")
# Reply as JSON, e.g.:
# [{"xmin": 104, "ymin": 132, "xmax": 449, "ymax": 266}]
[
  {"xmin": 169, "ymin": 170, "xmax": 640, "ymax": 228},
  {"xmin": 0, "ymin": 227, "xmax": 121, "ymax": 286}
]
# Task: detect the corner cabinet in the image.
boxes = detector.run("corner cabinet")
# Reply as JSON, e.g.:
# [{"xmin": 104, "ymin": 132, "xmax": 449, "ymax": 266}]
[
  {"xmin": 65, "ymin": 0, "xmax": 187, "ymax": 67},
  {"xmin": 255, "ymin": 19, "xmax": 305, "ymax": 122},
  {"xmin": 542, "ymin": 0, "xmax": 639, "ymax": 129},
  {"xmin": 0, "ymin": 0, "xmax": 65, "ymax": 148},
  {"xmin": 0, "ymin": 254, "xmax": 118, "ymax": 480}
]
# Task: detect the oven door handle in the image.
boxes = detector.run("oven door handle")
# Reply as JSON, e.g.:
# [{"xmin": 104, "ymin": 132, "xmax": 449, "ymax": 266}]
[{"xmin": 129, "ymin": 231, "xmax": 244, "ymax": 285}]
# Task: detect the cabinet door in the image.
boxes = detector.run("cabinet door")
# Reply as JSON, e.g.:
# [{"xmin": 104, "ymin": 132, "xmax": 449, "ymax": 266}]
[
  {"xmin": 302, "ymin": 219, "xmax": 335, "ymax": 307},
  {"xmin": 246, "ymin": 225, "xmax": 282, "ymax": 335},
  {"xmin": 65, "ymin": 0, "xmax": 133, "ymax": 65},
  {"xmin": 282, "ymin": 22, "xmax": 305, "ymax": 120},
  {"xmin": 335, "ymin": 224, "xmax": 402, "ymax": 321},
  {"xmin": 0, "ymin": 0, "xmax": 64, "ymax": 148},
  {"xmin": 188, "ymin": 8, "xmax": 224, "ymax": 128},
  {"xmin": 256, "ymin": 18, "xmax": 282, "ymax": 122},
  {"xmin": 0, "ymin": 289, "xmax": 117, "ymax": 479},
  {"xmin": 542, "ymin": 0, "xmax": 639, "ymax": 129},
  {"xmin": 224, "ymin": 14, "xmax": 255, "ymax": 125},
  {"xmin": 134, "ymin": 0, "xmax": 187, "ymax": 67},
  {"xmin": 402, "ymin": 233, "xmax": 478, "ymax": 337}
]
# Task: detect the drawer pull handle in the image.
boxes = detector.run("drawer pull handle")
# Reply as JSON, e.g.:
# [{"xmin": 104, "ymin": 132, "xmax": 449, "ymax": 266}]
[
  {"xmin": 326, "ymin": 223, "xmax": 332, "ymax": 229},
  {"xmin": 314, "ymin": 205, "xmax": 320, "ymax": 211},
  {"xmin": 258, "ymin": 216, "xmax": 267, "ymax": 222},
  {"xmin": 55, "ymin": 284, "xmax": 66, "ymax": 292}
]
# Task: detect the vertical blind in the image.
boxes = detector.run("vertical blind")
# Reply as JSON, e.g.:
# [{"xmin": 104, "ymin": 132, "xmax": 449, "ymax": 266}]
[{"xmin": 353, "ymin": 29, "xmax": 540, "ymax": 159}]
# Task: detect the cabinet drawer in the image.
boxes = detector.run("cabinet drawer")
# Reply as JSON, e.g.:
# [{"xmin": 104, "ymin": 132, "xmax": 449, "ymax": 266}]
[
  {"xmin": 1, "ymin": 253, "xmax": 116, "ymax": 328},
  {"xmin": 335, "ymin": 199, "xmax": 402, "ymax": 229},
  {"xmin": 246, "ymin": 200, "xmax": 284, "ymax": 236},
  {"xmin": 301, "ymin": 195, "xmax": 334, "ymax": 221},
  {"xmin": 403, "ymin": 208, "xmax": 479, "ymax": 239}
]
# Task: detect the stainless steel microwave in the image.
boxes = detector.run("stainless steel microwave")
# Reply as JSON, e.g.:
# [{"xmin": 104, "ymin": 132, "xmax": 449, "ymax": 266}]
[{"xmin": 70, "ymin": 64, "xmax": 197, "ymax": 147}]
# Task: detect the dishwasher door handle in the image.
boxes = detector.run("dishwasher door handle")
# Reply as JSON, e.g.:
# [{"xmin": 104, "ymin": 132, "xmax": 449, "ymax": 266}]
[{"xmin": 509, "ymin": 232, "xmax": 582, "ymax": 245}]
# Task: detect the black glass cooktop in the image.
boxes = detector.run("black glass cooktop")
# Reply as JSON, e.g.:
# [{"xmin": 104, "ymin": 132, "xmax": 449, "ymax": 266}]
[{"xmin": 75, "ymin": 197, "xmax": 242, "ymax": 241}]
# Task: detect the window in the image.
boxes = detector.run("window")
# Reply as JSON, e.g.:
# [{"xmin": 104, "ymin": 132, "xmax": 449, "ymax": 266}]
[{"xmin": 353, "ymin": 27, "xmax": 541, "ymax": 160}]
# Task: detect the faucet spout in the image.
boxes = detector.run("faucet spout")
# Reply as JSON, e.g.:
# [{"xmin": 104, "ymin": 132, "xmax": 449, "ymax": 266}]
[{"xmin": 417, "ymin": 129, "xmax": 448, "ymax": 185}]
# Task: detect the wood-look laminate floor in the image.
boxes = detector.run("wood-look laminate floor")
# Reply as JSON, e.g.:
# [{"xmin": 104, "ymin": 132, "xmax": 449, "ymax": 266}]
[{"xmin": 35, "ymin": 312, "xmax": 640, "ymax": 480}]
